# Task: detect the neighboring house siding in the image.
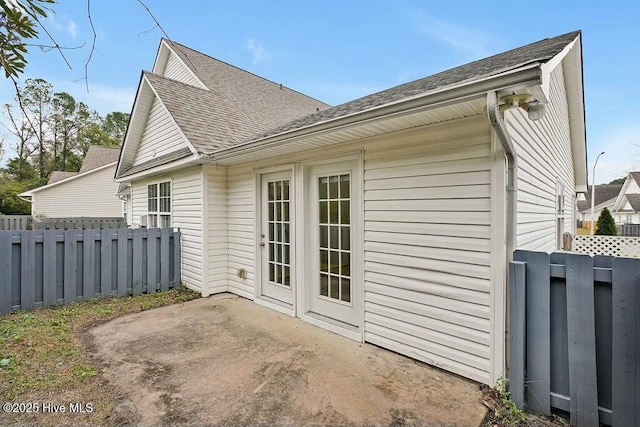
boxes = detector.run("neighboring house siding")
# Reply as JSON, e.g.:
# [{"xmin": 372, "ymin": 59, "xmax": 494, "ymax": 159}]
[
  {"xmin": 204, "ymin": 165, "xmax": 228, "ymax": 294},
  {"xmin": 508, "ymin": 64, "xmax": 575, "ymax": 251},
  {"xmin": 227, "ymin": 165, "xmax": 255, "ymax": 298},
  {"xmin": 130, "ymin": 166, "xmax": 204, "ymax": 292},
  {"xmin": 163, "ymin": 52, "xmax": 203, "ymax": 88},
  {"xmin": 132, "ymin": 96, "xmax": 188, "ymax": 167},
  {"xmin": 33, "ymin": 165, "xmax": 121, "ymax": 218},
  {"xmin": 362, "ymin": 117, "xmax": 493, "ymax": 384}
]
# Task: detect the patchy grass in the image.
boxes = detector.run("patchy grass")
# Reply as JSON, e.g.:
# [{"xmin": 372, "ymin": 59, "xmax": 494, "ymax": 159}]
[
  {"xmin": 576, "ymin": 227, "xmax": 590, "ymax": 235},
  {"xmin": 0, "ymin": 287, "xmax": 199, "ymax": 426}
]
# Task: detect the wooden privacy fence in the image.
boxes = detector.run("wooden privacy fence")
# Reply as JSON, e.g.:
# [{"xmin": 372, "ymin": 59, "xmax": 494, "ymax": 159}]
[
  {"xmin": 0, "ymin": 215, "xmax": 32, "ymax": 231},
  {"xmin": 618, "ymin": 223, "xmax": 640, "ymax": 237},
  {"xmin": 509, "ymin": 250, "xmax": 639, "ymax": 427},
  {"xmin": 0, "ymin": 228, "xmax": 181, "ymax": 315},
  {"xmin": 34, "ymin": 217, "xmax": 127, "ymax": 230}
]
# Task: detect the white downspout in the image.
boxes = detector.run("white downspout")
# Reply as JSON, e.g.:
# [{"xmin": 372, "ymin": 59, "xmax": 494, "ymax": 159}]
[{"xmin": 487, "ymin": 91, "xmax": 517, "ymax": 260}]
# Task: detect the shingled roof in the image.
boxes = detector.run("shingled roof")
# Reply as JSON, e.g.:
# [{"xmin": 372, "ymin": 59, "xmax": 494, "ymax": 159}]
[
  {"xmin": 156, "ymin": 40, "xmax": 331, "ymax": 153},
  {"xmin": 48, "ymin": 171, "xmax": 78, "ymax": 184},
  {"xmin": 625, "ymin": 194, "xmax": 640, "ymax": 212},
  {"xmin": 79, "ymin": 146, "xmax": 120, "ymax": 173},
  {"xmin": 577, "ymin": 184, "xmax": 623, "ymax": 212},
  {"xmin": 247, "ymin": 31, "xmax": 581, "ymax": 142}
]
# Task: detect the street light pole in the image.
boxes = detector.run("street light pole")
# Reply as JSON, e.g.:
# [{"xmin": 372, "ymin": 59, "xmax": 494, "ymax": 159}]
[{"xmin": 590, "ymin": 151, "xmax": 605, "ymax": 235}]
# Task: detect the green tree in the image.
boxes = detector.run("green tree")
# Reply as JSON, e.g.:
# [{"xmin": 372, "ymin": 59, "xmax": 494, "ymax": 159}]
[
  {"xmin": 608, "ymin": 177, "xmax": 625, "ymax": 185},
  {"xmin": 595, "ymin": 207, "xmax": 617, "ymax": 236},
  {"xmin": 102, "ymin": 111, "xmax": 130, "ymax": 143}
]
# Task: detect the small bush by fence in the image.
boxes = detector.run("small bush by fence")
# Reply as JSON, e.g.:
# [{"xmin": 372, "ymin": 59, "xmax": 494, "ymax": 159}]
[
  {"xmin": 0, "ymin": 215, "xmax": 32, "ymax": 231},
  {"xmin": 34, "ymin": 217, "xmax": 127, "ymax": 230},
  {"xmin": 510, "ymin": 250, "xmax": 639, "ymax": 426},
  {"xmin": 0, "ymin": 228, "xmax": 181, "ymax": 315},
  {"xmin": 572, "ymin": 234, "xmax": 640, "ymax": 257}
]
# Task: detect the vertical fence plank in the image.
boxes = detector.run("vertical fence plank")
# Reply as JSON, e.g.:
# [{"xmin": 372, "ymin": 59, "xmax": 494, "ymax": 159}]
[
  {"xmin": 132, "ymin": 229, "xmax": 143, "ymax": 296},
  {"xmin": 513, "ymin": 250, "xmax": 551, "ymax": 415},
  {"xmin": 161, "ymin": 228, "xmax": 170, "ymax": 291},
  {"xmin": 83, "ymin": 229, "xmax": 95, "ymax": 300},
  {"xmin": 20, "ymin": 231, "xmax": 36, "ymax": 311},
  {"xmin": 117, "ymin": 228, "xmax": 128, "ymax": 297},
  {"xmin": 509, "ymin": 261, "xmax": 527, "ymax": 408},
  {"xmin": 147, "ymin": 228, "xmax": 158, "ymax": 292},
  {"xmin": 566, "ymin": 254, "xmax": 599, "ymax": 427},
  {"xmin": 612, "ymin": 257, "xmax": 640, "ymax": 427},
  {"xmin": 0, "ymin": 232, "xmax": 12, "ymax": 314},
  {"xmin": 173, "ymin": 230, "xmax": 181, "ymax": 288},
  {"xmin": 100, "ymin": 229, "xmax": 112, "ymax": 297},
  {"xmin": 63, "ymin": 229, "xmax": 77, "ymax": 305},
  {"xmin": 42, "ymin": 230, "xmax": 57, "ymax": 307}
]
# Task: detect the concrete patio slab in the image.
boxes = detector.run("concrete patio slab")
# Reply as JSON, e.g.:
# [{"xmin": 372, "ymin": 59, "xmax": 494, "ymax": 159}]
[{"xmin": 90, "ymin": 294, "xmax": 487, "ymax": 426}]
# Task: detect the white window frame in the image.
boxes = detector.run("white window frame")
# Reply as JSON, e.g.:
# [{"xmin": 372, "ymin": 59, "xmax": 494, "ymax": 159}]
[
  {"xmin": 147, "ymin": 180, "xmax": 172, "ymax": 228},
  {"xmin": 556, "ymin": 181, "xmax": 565, "ymax": 250}
]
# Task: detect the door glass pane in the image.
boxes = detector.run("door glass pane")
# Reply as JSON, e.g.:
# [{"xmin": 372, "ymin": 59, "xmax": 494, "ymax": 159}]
[
  {"xmin": 318, "ymin": 173, "xmax": 351, "ymax": 302},
  {"xmin": 283, "ymin": 202, "xmax": 289, "ymax": 221},
  {"xmin": 268, "ymin": 182, "xmax": 275, "ymax": 200},
  {"xmin": 275, "ymin": 181, "xmax": 282, "ymax": 200},
  {"xmin": 283, "ymin": 223, "xmax": 290, "ymax": 243},
  {"xmin": 266, "ymin": 178, "xmax": 291, "ymax": 287},
  {"xmin": 283, "ymin": 181, "xmax": 289, "ymax": 201},
  {"xmin": 284, "ymin": 244, "xmax": 290, "ymax": 264},
  {"xmin": 284, "ymin": 266, "xmax": 290, "ymax": 287},
  {"xmin": 276, "ymin": 202, "xmax": 282, "ymax": 221}
]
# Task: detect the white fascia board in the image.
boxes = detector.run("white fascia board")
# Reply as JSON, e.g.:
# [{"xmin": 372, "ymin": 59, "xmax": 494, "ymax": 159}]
[
  {"xmin": 151, "ymin": 39, "xmax": 170, "ymax": 75},
  {"xmin": 26, "ymin": 162, "xmax": 117, "ymax": 194},
  {"xmin": 114, "ymin": 154, "xmax": 199, "ymax": 183},
  {"xmin": 207, "ymin": 65, "xmax": 543, "ymax": 161},
  {"xmin": 612, "ymin": 174, "xmax": 633, "ymax": 212}
]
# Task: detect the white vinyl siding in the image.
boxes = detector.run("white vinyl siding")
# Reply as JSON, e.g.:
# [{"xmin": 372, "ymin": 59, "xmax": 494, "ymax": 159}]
[
  {"xmin": 508, "ymin": 64, "xmax": 575, "ymax": 251},
  {"xmin": 130, "ymin": 166, "xmax": 204, "ymax": 292},
  {"xmin": 227, "ymin": 165, "xmax": 255, "ymax": 298},
  {"xmin": 163, "ymin": 51, "xmax": 207, "ymax": 89},
  {"xmin": 362, "ymin": 117, "xmax": 494, "ymax": 384},
  {"xmin": 205, "ymin": 165, "xmax": 228, "ymax": 295},
  {"xmin": 32, "ymin": 164, "xmax": 121, "ymax": 218},
  {"xmin": 132, "ymin": 96, "xmax": 188, "ymax": 167}
]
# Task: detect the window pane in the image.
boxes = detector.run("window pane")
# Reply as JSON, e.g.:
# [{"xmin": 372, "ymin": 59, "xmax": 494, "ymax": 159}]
[
  {"xmin": 319, "ymin": 177, "xmax": 328, "ymax": 200},
  {"xmin": 330, "ymin": 226, "xmax": 339, "ymax": 249},
  {"xmin": 275, "ymin": 181, "xmax": 282, "ymax": 200},
  {"xmin": 160, "ymin": 198, "xmax": 170, "ymax": 213},
  {"xmin": 160, "ymin": 182, "xmax": 170, "ymax": 197},
  {"xmin": 330, "ymin": 201, "xmax": 338, "ymax": 224},
  {"xmin": 269, "ymin": 202, "xmax": 274, "ymax": 221},
  {"xmin": 276, "ymin": 223, "xmax": 282, "ymax": 242},
  {"xmin": 160, "ymin": 215, "xmax": 171, "ymax": 228},
  {"xmin": 269, "ymin": 243, "xmax": 275, "ymax": 262},
  {"xmin": 319, "ymin": 201, "xmax": 328, "ymax": 224},
  {"xmin": 276, "ymin": 244, "xmax": 282, "ymax": 262},
  {"xmin": 319, "ymin": 226, "xmax": 328, "ymax": 248},
  {"xmin": 340, "ymin": 278, "xmax": 351, "ymax": 303},
  {"xmin": 329, "ymin": 275, "xmax": 339, "ymax": 299},
  {"xmin": 269, "ymin": 223, "xmax": 274, "ymax": 241},
  {"xmin": 340, "ymin": 174, "xmax": 350, "ymax": 198},
  {"xmin": 329, "ymin": 175, "xmax": 339, "ymax": 199},
  {"xmin": 341, "ymin": 226, "xmax": 350, "ymax": 250},
  {"xmin": 330, "ymin": 250, "xmax": 339, "ymax": 275},
  {"xmin": 340, "ymin": 201, "xmax": 350, "ymax": 225},
  {"xmin": 148, "ymin": 198, "xmax": 157, "ymax": 212},
  {"xmin": 284, "ymin": 244, "xmax": 290, "ymax": 265},
  {"xmin": 283, "ymin": 180, "xmax": 289, "ymax": 201},
  {"xmin": 276, "ymin": 264, "xmax": 282, "ymax": 283},
  {"xmin": 269, "ymin": 263, "xmax": 274, "ymax": 282},
  {"xmin": 148, "ymin": 184, "xmax": 157, "ymax": 198},
  {"xmin": 283, "ymin": 202, "xmax": 289, "ymax": 222},
  {"xmin": 341, "ymin": 252, "xmax": 350, "ymax": 277},
  {"xmin": 276, "ymin": 202, "xmax": 282, "ymax": 221},
  {"xmin": 284, "ymin": 266, "xmax": 290, "ymax": 287},
  {"xmin": 319, "ymin": 249, "xmax": 328, "ymax": 273},
  {"xmin": 320, "ymin": 274, "xmax": 328, "ymax": 296},
  {"xmin": 283, "ymin": 223, "xmax": 290, "ymax": 243}
]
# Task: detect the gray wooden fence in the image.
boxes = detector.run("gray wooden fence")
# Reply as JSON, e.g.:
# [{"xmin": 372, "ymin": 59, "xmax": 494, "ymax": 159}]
[
  {"xmin": 0, "ymin": 228, "xmax": 181, "ymax": 314},
  {"xmin": 0, "ymin": 215, "xmax": 32, "ymax": 231},
  {"xmin": 34, "ymin": 217, "xmax": 127, "ymax": 230},
  {"xmin": 618, "ymin": 223, "xmax": 640, "ymax": 237},
  {"xmin": 509, "ymin": 250, "xmax": 639, "ymax": 427}
]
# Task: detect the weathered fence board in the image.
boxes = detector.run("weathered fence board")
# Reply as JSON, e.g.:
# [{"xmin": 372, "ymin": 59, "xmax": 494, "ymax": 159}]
[
  {"xmin": 34, "ymin": 217, "xmax": 126, "ymax": 230},
  {"xmin": 0, "ymin": 228, "xmax": 181, "ymax": 314},
  {"xmin": 0, "ymin": 215, "xmax": 32, "ymax": 231},
  {"xmin": 510, "ymin": 251, "xmax": 640, "ymax": 427},
  {"xmin": 618, "ymin": 223, "xmax": 640, "ymax": 237}
]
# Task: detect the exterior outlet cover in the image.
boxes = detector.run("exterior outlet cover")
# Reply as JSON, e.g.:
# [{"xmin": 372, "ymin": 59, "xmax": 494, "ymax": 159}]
[{"xmin": 237, "ymin": 268, "xmax": 247, "ymax": 279}]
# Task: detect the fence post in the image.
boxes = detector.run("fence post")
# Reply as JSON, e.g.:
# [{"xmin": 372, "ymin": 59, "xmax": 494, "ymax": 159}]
[
  {"xmin": 562, "ymin": 232, "xmax": 572, "ymax": 251},
  {"xmin": 147, "ymin": 228, "xmax": 158, "ymax": 292},
  {"xmin": 20, "ymin": 231, "xmax": 36, "ymax": 311},
  {"xmin": 160, "ymin": 228, "xmax": 170, "ymax": 291},
  {"xmin": 508, "ymin": 261, "xmax": 526, "ymax": 408},
  {"xmin": 612, "ymin": 257, "xmax": 640, "ymax": 427},
  {"xmin": 132, "ymin": 228, "xmax": 143, "ymax": 296},
  {"xmin": 63, "ymin": 229, "xmax": 77, "ymax": 305},
  {"xmin": 565, "ymin": 254, "xmax": 599, "ymax": 427},
  {"xmin": 42, "ymin": 230, "xmax": 57, "ymax": 307},
  {"xmin": 83, "ymin": 229, "xmax": 95, "ymax": 299},
  {"xmin": 0, "ymin": 232, "xmax": 12, "ymax": 314},
  {"xmin": 174, "ymin": 230, "xmax": 181, "ymax": 287},
  {"xmin": 100, "ymin": 229, "xmax": 112, "ymax": 297},
  {"xmin": 117, "ymin": 228, "xmax": 128, "ymax": 297}
]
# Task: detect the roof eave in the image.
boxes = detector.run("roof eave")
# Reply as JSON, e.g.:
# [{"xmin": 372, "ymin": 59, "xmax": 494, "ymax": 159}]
[
  {"xmin": 205, "ymin": 64, "xmax": 543, "ymax": 162},
  {"xmin": 115, "ymin": 153, "xmax": 200, "ymax": 182},
  {"xmin": 24, "ymin": 162, "xmax": 117, "ymax": 195}
]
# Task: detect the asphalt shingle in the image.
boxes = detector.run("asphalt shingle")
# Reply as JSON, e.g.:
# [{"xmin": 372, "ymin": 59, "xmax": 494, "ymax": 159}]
[{"xmin": 79, "ymin": 146, "xmax": 121, "ymax": 173}]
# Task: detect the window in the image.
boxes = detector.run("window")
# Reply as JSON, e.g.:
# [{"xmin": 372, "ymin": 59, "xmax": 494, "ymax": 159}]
[{"xmin": 147, "ymin": 181, "xmax": 171, "ymax": 227}]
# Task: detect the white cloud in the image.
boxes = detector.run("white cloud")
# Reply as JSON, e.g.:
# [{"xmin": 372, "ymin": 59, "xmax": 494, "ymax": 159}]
[
  {"xmin": 46, "ymin": 14, "xmax": 78, "ymax": 40},
  {"xmin": 410, "ymin": 11, "xmax": 503, "ymax": 59},
  {"xmin": 247, "ymin": 38, "xmax": 271, "ymax": 65},
  {"xmin": 67, "ymin": 20, "xmax": 78, "ymax": 39}
]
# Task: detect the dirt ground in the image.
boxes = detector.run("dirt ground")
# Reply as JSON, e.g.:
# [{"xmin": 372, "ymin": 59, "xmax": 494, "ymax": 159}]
[{"xmin": 89, "ymin": 294, "xmax": 487, "ymax": 426}]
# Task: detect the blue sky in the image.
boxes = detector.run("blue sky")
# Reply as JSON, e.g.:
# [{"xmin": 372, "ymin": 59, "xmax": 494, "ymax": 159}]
[{"xmin": 1, "ymin": 0, "xmax": 638, "ymax": 184}]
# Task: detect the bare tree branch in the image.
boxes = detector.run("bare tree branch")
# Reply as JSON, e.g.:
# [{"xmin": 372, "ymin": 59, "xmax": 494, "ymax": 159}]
[
  {"xmin": 136, "ymin": 0, "xmax": 170, "ymax": 39},
  {"xmin": 25, "ymin": 42, "xmax": 86, "ymax": 52},
  {"xmin": 26, "ymin": 5, "xmax": 73, "ymax": 69},
  {"xmin": 84, "ymin": 0, "xmax": 97, "ymax": 92}
]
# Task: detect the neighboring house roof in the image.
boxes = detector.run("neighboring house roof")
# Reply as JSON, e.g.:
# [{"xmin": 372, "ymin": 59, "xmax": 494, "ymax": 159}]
[
  {"xmin": 79, "ymin": 146, "xmax": 121, "ymax": 173},
  {"xmin": 577, "ymin": 184, "xmax": 623, "ymax": 212},
  {"xmin": 630, "ymin": 172, "xmax": 640, "ymax": 187},
  {"xmin": 252, "ymin": 31, "xmax": 581, "ymax": 141},
  {"xmin": 624, "ymin": 194, "xmax": 640, "ymax": 212},
  {"xmin": 48, "ymin": 171, "xmax": 78, "ymax": 184}
]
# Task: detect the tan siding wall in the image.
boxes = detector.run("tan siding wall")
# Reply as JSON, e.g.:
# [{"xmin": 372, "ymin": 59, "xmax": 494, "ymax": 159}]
[
  {"xmin": 508, "ymin": 64, "xmax": 575, "ymax": 251},
  {"xmin": 363, "ymin": 117, "xmax": 493, "ymax": 384},
  {"xmin": 132, "ymin": 96, "xmax": 188, "ymax": 167},
  {"xmin": 204, "ymin": 165, "xmax": 228, "ymax": 294},
  {"xmin": 163, "ymin": 52, "xmax": 203, "ymax": 87},
  {"xmin": 33, "ymin": 165, "xmax": 121, "ymax": 218},
  {"xmin": 226, "ymin": 165, "xmax": 255, "ymax": 299},
  {"xmin": 130, "ymin": 166, "xmax": 204, "ymax": 292}
]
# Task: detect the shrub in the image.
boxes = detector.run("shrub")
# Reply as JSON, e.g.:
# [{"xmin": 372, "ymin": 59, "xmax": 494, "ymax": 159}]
[{"xmin": 595, "ymin": 207, "xmax": 617, "ymax": 235}]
